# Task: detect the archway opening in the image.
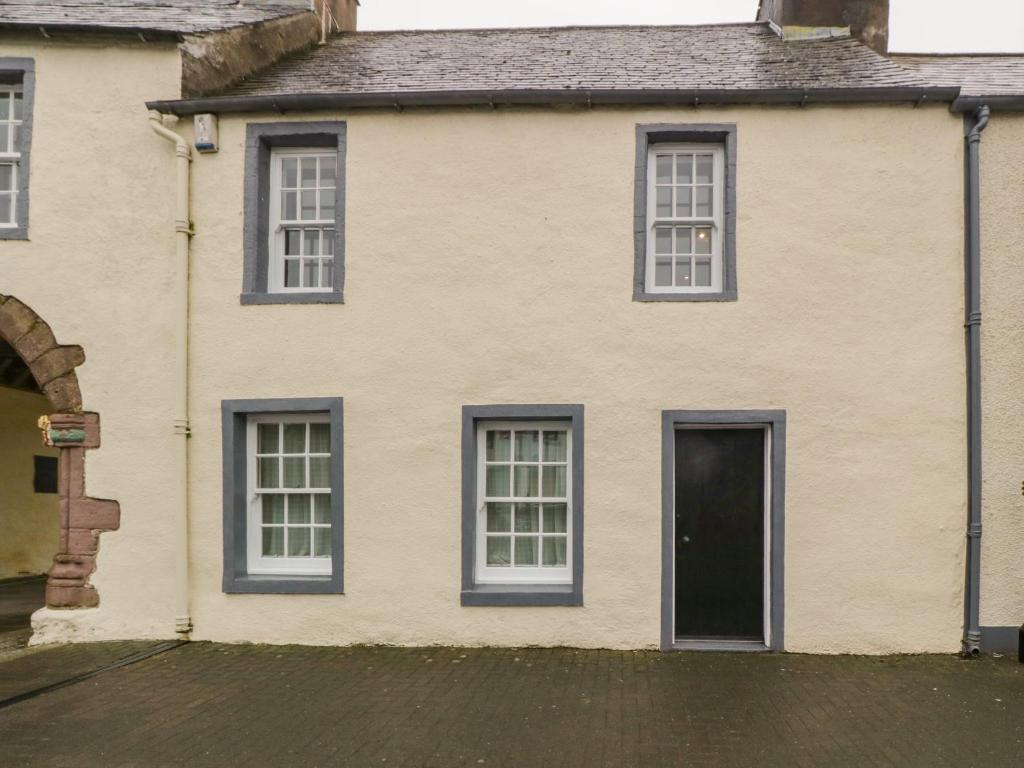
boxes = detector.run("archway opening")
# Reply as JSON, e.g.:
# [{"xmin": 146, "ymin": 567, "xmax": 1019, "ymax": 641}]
[{"xmin": 0, "ymin": 337, "xmax": 57, "ymax": 648}]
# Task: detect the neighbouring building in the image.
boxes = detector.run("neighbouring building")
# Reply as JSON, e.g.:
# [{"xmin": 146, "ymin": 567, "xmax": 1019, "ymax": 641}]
[{"xmin": 0, "ymin": 0, "xmax": 1021, "ymax": 655}]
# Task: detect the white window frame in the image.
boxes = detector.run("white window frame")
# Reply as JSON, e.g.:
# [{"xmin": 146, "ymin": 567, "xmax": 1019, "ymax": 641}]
[
  {"xmin": 267, "ymin": 148, "xmax": 337, "ymax": 294},
  {"xmin": 0, "ymin": 85, "xmax": 23, "ymax": 229},
  {"xmin": 246, "ymin": 412, "xmax": 332, "ymax": 576},
  {"xmin": 645, "ymin": 143, "xmax": 725, "ymax": 294},
  {"xmin": 474, "ymin": 420, "xmax": 573, "ymax": 586}
]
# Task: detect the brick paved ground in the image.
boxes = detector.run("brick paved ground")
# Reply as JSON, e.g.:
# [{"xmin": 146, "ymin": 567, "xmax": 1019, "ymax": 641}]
[{"xmin": 0, "ymin": 642, "xmax": 1022, "ymax": 767}]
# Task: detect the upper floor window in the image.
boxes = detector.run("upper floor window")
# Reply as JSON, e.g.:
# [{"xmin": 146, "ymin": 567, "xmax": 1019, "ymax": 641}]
[
  {"xmin": 0, "ymin": 58, "xmax": 33, "ymax": 241},
  {"xmin": 647, "ymin": 144, "xmax": 724, "ymax": 294},
  {"xmin": 241, "ymin": 122, "xmax": 346, "ymax": 305},
  {"xmin": 633, "ymin": 125, "xmax": 737, "ymax": 302},
  {"xmin": 0, "ymin": 85, "xmax": 23, "ymax": 227},
  {"xmin": 269, "ymin": 150, "xmax": 337, "ymax": 293}
]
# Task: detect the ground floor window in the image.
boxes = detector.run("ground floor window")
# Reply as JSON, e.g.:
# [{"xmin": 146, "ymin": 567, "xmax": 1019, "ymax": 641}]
[
  {"xmin": 461, "ymin": 405, "xmax": 584, "ymax": 607},
  {"xmin": 222, "ymin": 397, "xmax": 343, "ymax": 594}
]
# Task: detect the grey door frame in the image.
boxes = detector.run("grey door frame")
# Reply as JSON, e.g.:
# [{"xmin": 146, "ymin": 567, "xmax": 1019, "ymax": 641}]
[{"xmin": 661, "ymin": 410, "xmax": 786, "ymax": 651}]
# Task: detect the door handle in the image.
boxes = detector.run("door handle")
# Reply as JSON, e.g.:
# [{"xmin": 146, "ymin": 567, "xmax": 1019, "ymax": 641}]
[{"xmin": 681, "ymin": 535, "xmax": 691, "ymax": 544}]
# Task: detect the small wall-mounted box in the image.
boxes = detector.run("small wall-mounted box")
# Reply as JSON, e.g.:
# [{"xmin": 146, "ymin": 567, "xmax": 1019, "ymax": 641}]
[{"xmin": 194, "ymin": 113, "xmax": 219, "ymax": 153}]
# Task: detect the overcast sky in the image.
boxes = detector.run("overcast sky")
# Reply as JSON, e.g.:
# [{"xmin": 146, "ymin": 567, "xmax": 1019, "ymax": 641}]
[{"xmin": 359, "ymin": 0, "xmax": 1024, "ymax": 53}]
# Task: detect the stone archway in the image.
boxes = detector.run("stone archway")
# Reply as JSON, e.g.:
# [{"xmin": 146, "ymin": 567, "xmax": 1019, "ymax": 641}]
[{"xmin": 0, "ymin": 294, "xmax": 119, "ymax": 609}]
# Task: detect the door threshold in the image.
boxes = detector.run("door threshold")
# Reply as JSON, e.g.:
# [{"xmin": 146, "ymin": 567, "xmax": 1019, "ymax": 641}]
[{"xmin": 672, "ymin": 638, "xmax": 768, "ymax": 652}]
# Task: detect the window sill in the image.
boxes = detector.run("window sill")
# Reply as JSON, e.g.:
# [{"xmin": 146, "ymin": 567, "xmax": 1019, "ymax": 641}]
[
  {"xmin": 461, "ymin": 583, "xmax": 581, "ymax": 607},
  {"xmin": 224, "ymin": 574, "xmax": 342, "ymax": 595},
  {"xmin": 633, "ymin": 289, "xmax": 737, "ymax": 303},
  {"xmin": 240, "ymin": 292, "xmax": 344, "ymax": 306},
  {"xmin": 0, "ymin": 227, "xmax": 28, "ymax": 241}
]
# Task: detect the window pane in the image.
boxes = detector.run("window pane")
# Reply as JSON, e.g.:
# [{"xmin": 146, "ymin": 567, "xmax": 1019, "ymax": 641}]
[
  {"xmin": 282, "ymin": 191, "xmax": 297, "ymax": 220},
  {"xmin": 283, "ymin": 423, "xmax": 305, "ymax": 453},
  {"xmin": 319, "ymin": 189, "xmax": 335, "ymax": 220},
  {"xmin": 322, "ymin": 230, "xmax": 335, "ymax": 256},
  {"xmin": 282, "ymin": 158, "xmax": 298, "ymax": 188},
  {"xmin": 302, "ymin": 228, "xmax": 319, "ymax": 256},
  {"xmin": 486, "ymin": 536, "xmax": 511, "ymax": 566},
  {"xmin": 288, "ymin": 494, "xmax": 311, "ymax": 524},
  {"xmin": 0, "ymin": 193, "xmax": 11, "ymax": 224},
  {"xmin": 514, "ymin": 431, "xmax": 539, "ymax": 461},
  {"xmin": 309, "ymin": 423, "xmax": 330, "ymax": 453},
  {"xmin": 309, "ymin": 456, "xmax": 330, "ymax": 488},
  {"xmin": 0, "ymin": 163, "xmax": 12, "ymax": 191},
  {"xmin": 695, "ymin": 258, "xmax": 712, "ymax": 287},
  {"xmin": 320, "ymin": 158, "xmax": 336, "ymax": 185},
  {"xmin": 258, "ymin": 457, "xmax": 279, "ymax": 489},
  {"xmin": 314, "ymin": 527, "xmax": 332, "ymax": 557},
  {"xmin": 300, "ymin": 190, "xmax": 316, "ymax": 220},
  {"xmin": 543, "ymin": 503, "xmax": 567, "ymax": 533},
  {"xmin": 654, "ymin": 226, "xmax": 672, "ymax": 255},
  {"xmin": 485, "ymin": 465, "xmax": 510, "ymax": 496},
  {"xmin": 262, "ymin": 527, "xmax": 284, "ymax": 557},
  {"xmin": 284, "ymin": 259, "xmax": 300, "ymax": 287},
  {"xmin": 321, "ymin": 259, "xmax": 334, "ymax": 288},
  {"xmin": 675, "ymin": 259, "xmax": 692, "ymax": 287},
  {"xmin": 542, "ymin": 431, "xmax": 566, "ymax": 462},
  {"xmin": 0, "ymin": 95, "xmax": 9, "ymax": 120},
  {"xmin": 542, "ymin": 537, "xmax": 567, "ymax": 567},
  {"xmin": 675, "ymin": 226, "xmax": 692, "ymax": 254},
  {"xmin": 654, "ymin": 257, "xmax": 672, "ymax": 287},
  {"xmin": 288, "ymin": 527, "xmax": 311, "ymax": 557},
  {"xmin": 542, "ymin": 465, "xmax": 566, "ymax": 497},
  {"xmin": 486, "ymin": 502, "xmax": 512, "ymax": 532},
  {"xmin": 514, "ymin": 465, "xmax": 538, "ymax": 497},
  {"xmin": 300, "ymin": 157, "xmax": 317, "ymax": 188},
  {"xmin": 676, "ymin": 153, "xmax": 693, "ymax": 184},
  {"xmin": 655, "ymin": 187, "xmax": 671, "ymax": 217},
  {"xmin": 262, "ymin": 494, "xmax": 285, "ymax": 524},
  {"xmin": 257, "ymin": 423, "xmax": 279, "ymax": 454},
  {"xmin": 695, "ymin": 186, "xmax": 713, "ymax": 217},
  {"xmin": 0, "ymin": 124, "xmax": 8, "ymax": 153},
  {"xmin": 695, "ymin": 154, "xmax": 714, "ymax": 184},
  {"xmin": 514, "ymin": 503, "xmax": 539, "ymax": 532},
  {"xmin": 486, "ymin": 430, "xmax": 511, "ymax": 461},
  {"xmin": 515, "ymin": 537, "xmax": 539, "ymax": 566},
  {"xmin": 284, "ymin": 229, "xmax": 301, "ymax": 256},
  {"xmin": 695, "ymin": 227, "xmax": 712, "ymax": 255},
  {"xmin": 655, "ymin": 155, "xmax": 672, "ymax": 184},
  {"xmin": 675, "ymin": 187, "xmax": 692, "ymax": 217},
  {"xmin": 283, "ymin": 457, "xmax": 305, "ymax": 488},
  {"xmin": 313, "ymin": 494, "xmax": 331, "ymax": 524},
  {"xmin": 302, "ymin": 259, "xmax": 319, "ymax": 288}
]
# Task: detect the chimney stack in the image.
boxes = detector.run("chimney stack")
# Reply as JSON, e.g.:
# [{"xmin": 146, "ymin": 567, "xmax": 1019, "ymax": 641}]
[{"xmin": 757, "ymin": 0, "xmax": 889, "ymax": 54}]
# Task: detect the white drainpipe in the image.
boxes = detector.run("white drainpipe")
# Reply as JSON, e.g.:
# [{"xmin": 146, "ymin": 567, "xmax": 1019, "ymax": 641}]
[{"xmin": 149, "ymin": 110, "xmax": 193, "ymax": 637}]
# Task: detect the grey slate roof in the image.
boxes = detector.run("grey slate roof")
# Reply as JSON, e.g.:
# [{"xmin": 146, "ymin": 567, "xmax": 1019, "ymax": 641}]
[
  {"xmin": 0, "ymin": 0, "xmax": 310, "ymax": 37},
  {"xmin": 225, "ymin": 22, "xmax": 932, "ymax": 97},
  {"xmin": 892, "ymin": 54, "xmax": 1024, "ymax": 97}
]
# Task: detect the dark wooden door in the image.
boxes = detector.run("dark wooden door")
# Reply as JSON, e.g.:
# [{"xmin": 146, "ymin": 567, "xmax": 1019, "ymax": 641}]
[{"xmin": 674, "ymin": 428, "xmax": 764, "ymax": 640}]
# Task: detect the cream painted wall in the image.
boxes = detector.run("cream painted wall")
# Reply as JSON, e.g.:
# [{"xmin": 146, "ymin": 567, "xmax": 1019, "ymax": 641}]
[
  {"xmin": 0, "ymin": 36, "xmax": 182, "ymax": 639},
  {"xmin": 175, "ymin": 104, "xmax": 967, "ymax": 653},
  {"xmin": 0, "ymin": 386, "xmax": 58, "ymax": 578},
  {"xmin": 979, "ymin": 114, "xmax": 1024, "ymax": 631}
]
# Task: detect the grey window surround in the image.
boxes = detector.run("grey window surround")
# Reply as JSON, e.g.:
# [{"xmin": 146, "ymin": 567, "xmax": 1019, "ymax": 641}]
[
  {"xmin": 222, "ymin": 397, "xmax": 344, "ymax": 594},
  {"xmin": 661, "ymin": 410, "xmax": 785, "ymax": 651},
  {"xmin": 0, "ymin": 58, "xmax": 34, "ymax": 241},
  {"xmin": 980, "ymin": 626, "xmax": 1019, "ymax": 655},
  {"xmin": 634, "ymin": 123, "xmax": 737, "ymax": 302},
  {"xmin": 241, "ymin": 121, "xmax": 347, "ymax": 305},
  {"xmin": 461, "ymin": 404, "xmax": 584, "ymax": 607}
]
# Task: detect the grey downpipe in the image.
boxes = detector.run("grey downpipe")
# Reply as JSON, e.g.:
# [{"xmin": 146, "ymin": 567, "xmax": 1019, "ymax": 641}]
[{"xmin": 962, "ymin": 105, "xmax": 990, "ymax": 657}]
